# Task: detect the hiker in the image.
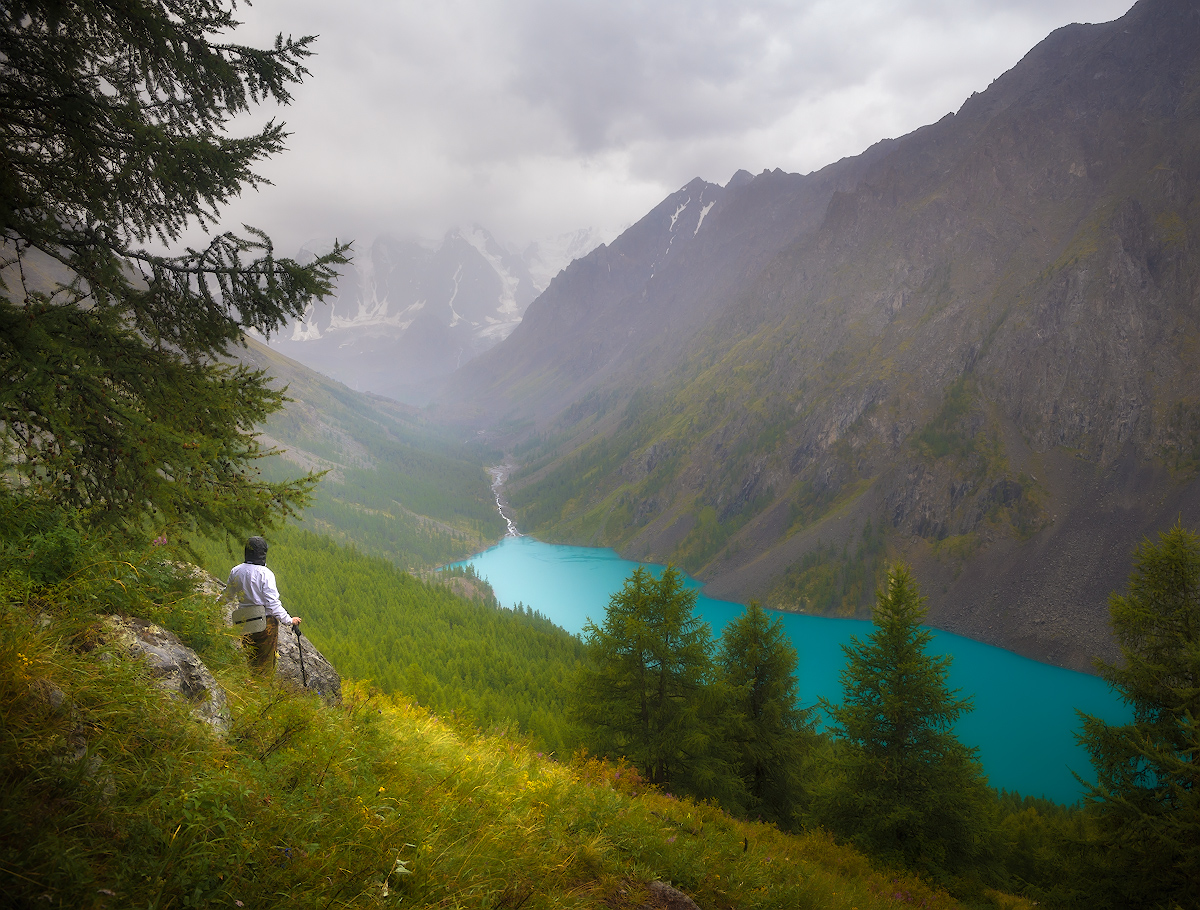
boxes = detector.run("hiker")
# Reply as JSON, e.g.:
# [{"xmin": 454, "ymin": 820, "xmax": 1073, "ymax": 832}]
[{"xmin": 226, "ymin": 536, "xmax": 300, "ymax": 673}]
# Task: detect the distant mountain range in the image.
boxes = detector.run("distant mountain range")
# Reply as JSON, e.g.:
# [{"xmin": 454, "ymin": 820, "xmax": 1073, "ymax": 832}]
[
  {"xmin": 265, "ymin": 226, "xmax": 607, "ymax": 401},
  {"xmin": 433, "ymin": 0, "xmax": 1200, "ymax": 673}
]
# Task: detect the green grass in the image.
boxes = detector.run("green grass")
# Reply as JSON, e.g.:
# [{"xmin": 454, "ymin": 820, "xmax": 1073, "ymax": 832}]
[
  {"xmin": 1, "ymin": 531, "xmax": 993, "ymax": 910},
  {"xmin": 187, "ymin": 526, "xmax": 586, "ymax": 756}
]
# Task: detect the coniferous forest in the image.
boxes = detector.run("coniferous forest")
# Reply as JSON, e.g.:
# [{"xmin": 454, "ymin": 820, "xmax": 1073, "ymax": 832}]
[
  {"xmin": 3, "ymin": 2, "xmax": 1199, "ymax": 909},
  {"xmin": 195, "ymin": 516, "xmax": 1200, "ymax": 906}
]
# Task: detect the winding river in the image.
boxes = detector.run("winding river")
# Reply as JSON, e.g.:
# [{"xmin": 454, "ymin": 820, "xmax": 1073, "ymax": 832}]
[{"xmin": 487, "ymin": 464, "xmax": 520, "ymax": 537}]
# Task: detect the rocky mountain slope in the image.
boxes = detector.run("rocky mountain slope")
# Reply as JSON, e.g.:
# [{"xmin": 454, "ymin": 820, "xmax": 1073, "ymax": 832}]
[
  {"xmin": 434, "ymin": 0, "xmax": 1200, "ymax": 672},
  {"xmin": 437, "ymin": 159, "xmax": 891, "ymax": 422},
  {"xmin": 267, "ymin": 226, "xmax": 605, "ymax": 401}
]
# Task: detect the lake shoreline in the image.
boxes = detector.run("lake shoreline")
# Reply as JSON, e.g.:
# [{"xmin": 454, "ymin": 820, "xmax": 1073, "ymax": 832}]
[{"xmin": 459, "ymin": 534, "xmax": 1128, "ymax": 804}]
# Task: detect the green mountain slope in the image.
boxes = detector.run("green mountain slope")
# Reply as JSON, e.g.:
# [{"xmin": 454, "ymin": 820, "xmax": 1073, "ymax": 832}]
[
  {"xmin": 191, "ymin": 524, "xmax": 584, "ymax": 755},
  {"xmin": 437, "ymin": 0, "xmax": 1200, "ymax": 672},
  {"xmin": 234, "ymin": 337, "xmax": 506, "ymax": 570}
]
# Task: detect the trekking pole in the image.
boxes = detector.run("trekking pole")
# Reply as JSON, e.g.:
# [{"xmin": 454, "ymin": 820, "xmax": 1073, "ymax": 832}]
[{"xmin": 294, "ymin": 624, "xmax": 309, "ymax": 688}]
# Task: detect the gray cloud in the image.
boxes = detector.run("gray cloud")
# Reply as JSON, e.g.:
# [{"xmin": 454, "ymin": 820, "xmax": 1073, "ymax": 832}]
[{"xmin": 212, "ymin": 0, "xmax": 1134, "ymax": 257}]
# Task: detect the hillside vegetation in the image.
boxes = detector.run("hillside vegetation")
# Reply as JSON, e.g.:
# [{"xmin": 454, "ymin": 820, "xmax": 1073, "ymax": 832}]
[
  {"xmin": 2, "ymin": 499, "xmax": 985, "ymax": 910},
  {"xmin": 236, "ymin": 339, "xmax": 506, "ymax": 571},
  {"xmin": 191, "ymin": 526, "xmax": 584, "ymax": 755},
  {"xmin": 10, "ymin": 487, "xmax": 1200, "ymax": 907}
]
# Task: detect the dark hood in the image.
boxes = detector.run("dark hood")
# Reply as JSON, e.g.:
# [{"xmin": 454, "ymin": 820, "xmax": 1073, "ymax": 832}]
[{"xmin": 244, "ymin": 536, "xmax": 268, "ymax": 566}]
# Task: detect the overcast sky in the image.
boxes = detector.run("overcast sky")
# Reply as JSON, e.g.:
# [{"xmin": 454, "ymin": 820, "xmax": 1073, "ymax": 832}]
[{"xmin": 215, "ymin": 0, "xmax": 1136, "ymax": 257}]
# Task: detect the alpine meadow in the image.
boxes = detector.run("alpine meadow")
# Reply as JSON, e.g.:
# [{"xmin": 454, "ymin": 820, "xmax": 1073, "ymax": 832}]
[{"xmin": 4, "ymin": 1, "xmax": 1200, "ymax": 910}]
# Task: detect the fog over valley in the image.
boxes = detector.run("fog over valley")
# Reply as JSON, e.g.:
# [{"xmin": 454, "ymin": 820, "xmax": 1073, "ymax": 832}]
[{"xmin": 7, "ymin": 2, "xmax": 1200, "ymax": 905}]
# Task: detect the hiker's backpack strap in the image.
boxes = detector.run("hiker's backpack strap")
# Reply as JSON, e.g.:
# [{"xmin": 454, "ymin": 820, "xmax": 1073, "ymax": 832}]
[{"xmin": 231, "ymin": 603, "xmax": 267, "ymax": 635}]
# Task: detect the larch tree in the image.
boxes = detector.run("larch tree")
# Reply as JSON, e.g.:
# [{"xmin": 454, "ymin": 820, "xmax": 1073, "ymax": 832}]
[
  {"xmin": 1, "ymin": 0, "xmax": 349, "ymax": 541},
  {"xmin": 717, "ymin": 600, "xmax": 811, "ymax": 827},
  {"xmin": 1077, "ymin": 522, "xmax": 1200, "ymax": 910},
  {"xmin": 574, "ymin": 566, "xmax": 718, "ymax": 790},
  {"xmin": 821, "ymin": 564, "xmax": 994, "ymax": 880}
]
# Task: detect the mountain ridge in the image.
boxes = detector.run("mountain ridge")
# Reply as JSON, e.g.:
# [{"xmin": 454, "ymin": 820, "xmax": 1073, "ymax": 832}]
[
  {"xmin": 433, "ymin": 0, "xmax": 1200, "ymax": 672},
  {"xmin": 269, "ymin": 225, "xmax": 608, "ymax": 401}
]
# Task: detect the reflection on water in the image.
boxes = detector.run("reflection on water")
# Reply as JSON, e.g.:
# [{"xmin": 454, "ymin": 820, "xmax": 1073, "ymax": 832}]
[{"xmin": 460, "ymin": 535, "xmax": 1129, "ymax": 804}]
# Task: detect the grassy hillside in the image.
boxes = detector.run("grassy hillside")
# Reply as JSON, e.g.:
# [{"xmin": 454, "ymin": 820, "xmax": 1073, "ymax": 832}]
[
  {"xmin": 191, "ymin": 526, "xmax": 584, "ymax": 755},
  {"xmin": 2, "ymin": 507, "xmax": 991, "ymax": 910}
]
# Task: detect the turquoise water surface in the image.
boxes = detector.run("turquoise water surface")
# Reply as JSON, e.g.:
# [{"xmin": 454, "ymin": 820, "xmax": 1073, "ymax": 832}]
[{"xmin": 462, "ymin": 535, "xmax": 1130, "ymax": 804}]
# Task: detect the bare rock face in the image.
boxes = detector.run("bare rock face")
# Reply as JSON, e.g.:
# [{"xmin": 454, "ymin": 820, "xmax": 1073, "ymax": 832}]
[
  {"xmin": 273, "ymin": 623, "xmax": 343, "ymax": 706},
  {"xmin": 102, "ymin": 615, "xmax": 231, "ymax": 734}
]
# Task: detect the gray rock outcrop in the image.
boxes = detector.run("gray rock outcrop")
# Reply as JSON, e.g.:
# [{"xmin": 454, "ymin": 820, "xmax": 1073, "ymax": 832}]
[
  {"xmin": 102, "ymin": 615, "xmax": 231, "ymax": 734},
  {"xmin": 272, "ymin": 621, "xmax": 343, "ymax": 705}
]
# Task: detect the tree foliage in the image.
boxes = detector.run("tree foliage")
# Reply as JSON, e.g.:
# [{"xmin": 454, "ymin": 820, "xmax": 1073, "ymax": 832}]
[
  {"xmin": 574, "ymin": 566, "xmax": 716, "ymax": 788},
  {"xmin": 820, "ymin": 565, "xmax": 993, "ymax": 880},
  {"xmin": 717, "ymin": 601, "xmax": 812, "ymax": 827},
  {"xmin": 0, "ymin": 0, "xmax": 349, "ymax": 539},
  {"xmin": 1077, "ymin": 522, "xmax": 1200, "ymax": 909}
]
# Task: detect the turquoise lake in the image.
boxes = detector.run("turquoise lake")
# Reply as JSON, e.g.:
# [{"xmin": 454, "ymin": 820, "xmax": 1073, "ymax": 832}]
[{"xmin": 461, "ymin": 534, "xmax": 1131, "ymax": 805}]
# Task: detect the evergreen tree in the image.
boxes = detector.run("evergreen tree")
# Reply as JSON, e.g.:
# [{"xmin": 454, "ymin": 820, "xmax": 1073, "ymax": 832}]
[
  {"xmin": 718, "ymin": 601, "xmax": 811, "ymax": 827},
  {"xmin": 574, "ymin": 566, "xmax": 719, "ymax": 790},
  {"xmin": 1, "ymin": 1, "xmax": 348, "ymax": 540},
  {"xmin": 821, "ymin": 565, "xmax": 993, "ymax": 880},
  {"xmin": 1077, "ymin": 522, "xmax": 1200, "ymax": 909}
]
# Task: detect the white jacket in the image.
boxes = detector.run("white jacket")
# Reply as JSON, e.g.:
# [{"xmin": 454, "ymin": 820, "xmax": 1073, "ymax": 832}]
[{"xmin": 225, "ymin": 562, "xmax": 293, "ymax": 624}]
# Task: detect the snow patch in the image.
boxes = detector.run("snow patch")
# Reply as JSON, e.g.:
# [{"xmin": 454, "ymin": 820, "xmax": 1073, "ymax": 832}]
[
  {"xmin": 694, "ymin": 201, "xmax": 716, "ymax": 236},
  {"xmin": 669, "ymin": 198, "xmax": 690, "ymax": 231},
  {"xmin": 290, "ymin": 321, "xmax": 322, "ymax": 341},
  {"xmin": 524, "ymin": 227, "xmax": 609, "ymax": 292},
  {"xmin": 475, "ymin": 319, "xmax": 520, "ymax": 343},
  {"xmin": 447, "ymin": 265, "xmax": 464, "ymax": 327},
  {"xmin": 276, "ymin": 223, "xmax": 600, "ymax": 376},
  {"xmin": 320, "ymin": 243, "xmax": 423, "ymax": 333},
  {"xmin": 290, "ymin": 302, "xmax": 323, "ymax": 341},
  {"xmin": 458, "ymin": 226, "xmax": 524, "ymax": 320}
]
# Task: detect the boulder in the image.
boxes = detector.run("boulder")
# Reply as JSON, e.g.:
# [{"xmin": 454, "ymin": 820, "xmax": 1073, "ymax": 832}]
[
  {"xmin": 605, "ymin": 880, "xmax": 704, "ymax": 910},
  {"xmin": 646, "ymin": 882, "xmax": 702, "ymax": 910},
  {"xmin": 102, "ymin": 615, "xmax": 231, "ymax": 734},
  {"xmin": 273, "ymin": 621, "xmax": 343, "ymax": 705}
]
